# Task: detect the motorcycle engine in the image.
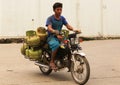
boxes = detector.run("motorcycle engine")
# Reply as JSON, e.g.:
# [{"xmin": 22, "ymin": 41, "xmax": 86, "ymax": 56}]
[{"xmin": 55, "ymin": 60, "xmax": 63, "ymax": 69}]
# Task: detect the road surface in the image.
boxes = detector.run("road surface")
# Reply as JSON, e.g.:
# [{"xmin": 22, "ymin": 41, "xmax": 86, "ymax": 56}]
[{"xmin": 0, "ymin": 39, "xmax": 120, "ymax": 85}]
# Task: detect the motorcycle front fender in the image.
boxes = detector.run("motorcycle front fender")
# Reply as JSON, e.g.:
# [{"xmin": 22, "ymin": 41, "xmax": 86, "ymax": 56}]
[
  {"xmin": 71, "ymin": 51, "xmax": 86, "ymax": 62},
  {"xmin": 73, "ymin": 51, "xmax": 86, "ymax": 57}
]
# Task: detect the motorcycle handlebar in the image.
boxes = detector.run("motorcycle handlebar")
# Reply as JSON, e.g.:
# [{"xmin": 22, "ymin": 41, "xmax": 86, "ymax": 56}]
[{"xmin": 73, "ymin": 30, "xmax": 82, "ymax": 34}]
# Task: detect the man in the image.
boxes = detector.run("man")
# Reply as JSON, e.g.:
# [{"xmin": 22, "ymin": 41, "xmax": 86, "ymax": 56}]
[{"xmin": 46, "ymin": 2, "xmax": 80, "ymax": 70}]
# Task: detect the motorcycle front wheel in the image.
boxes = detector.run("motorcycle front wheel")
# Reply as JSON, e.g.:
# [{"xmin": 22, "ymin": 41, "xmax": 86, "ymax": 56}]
[{"xmin": 71, "ymin": 54, "xmax": 90, "ymax": 85}]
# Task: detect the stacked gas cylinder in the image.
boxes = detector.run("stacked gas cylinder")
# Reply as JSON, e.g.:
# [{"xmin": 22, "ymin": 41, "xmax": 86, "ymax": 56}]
[{"xmin": 21, "ymin": 27, "xmax": 47, "ymax": 61}]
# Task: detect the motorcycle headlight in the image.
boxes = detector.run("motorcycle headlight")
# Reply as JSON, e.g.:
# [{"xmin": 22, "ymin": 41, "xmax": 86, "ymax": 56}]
[
  {"xmin": 70, "ymin": 38, "xmax": 75, "ymax": 45},
  {"xmin": 70, "ymin": 38, "xmax": 79, "ymax": 45},
  {"xmin": 75, "ymin": 38, "xmax": 79, "ymax": 44}
]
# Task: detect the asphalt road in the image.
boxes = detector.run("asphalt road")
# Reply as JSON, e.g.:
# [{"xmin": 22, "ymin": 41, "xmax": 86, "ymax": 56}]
[{"xmin": 0, "ymin": 39, "xmax": 120, "ymax": 85}]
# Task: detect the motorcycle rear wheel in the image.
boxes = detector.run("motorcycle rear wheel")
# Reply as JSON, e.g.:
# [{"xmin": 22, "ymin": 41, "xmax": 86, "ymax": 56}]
[
  {"xmin": 39, "ymin": 50, "xmax": 52, "ymax": 75},
  {"xmin": 71, "ymin": 54, "xmax": 90, "ymax": 85},
  {"xmin": 39, "ymin": 66, "xmax": 52, "ymax": 75}
]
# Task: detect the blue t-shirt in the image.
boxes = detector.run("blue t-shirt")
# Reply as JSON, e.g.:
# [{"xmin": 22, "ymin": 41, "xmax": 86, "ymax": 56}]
[{"xmin": 46, "ymin": 15, "xmax": 68, "ymax": 33}]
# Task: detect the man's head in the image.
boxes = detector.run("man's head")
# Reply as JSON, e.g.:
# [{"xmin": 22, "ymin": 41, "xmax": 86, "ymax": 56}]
[{"xmin": 53, "ymin": 2, "xmax": 63, "ymax": 16}]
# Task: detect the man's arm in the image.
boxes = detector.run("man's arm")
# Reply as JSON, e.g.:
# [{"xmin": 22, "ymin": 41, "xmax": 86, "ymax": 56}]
[
  {"xmin": 65, "ymin": 24, "xmax": 74, "ymax": 31},
  {"xmin": 65, "ymin": 24, "xmax": 81, "ymax": 33},
  {"xmin": 62, "ymin": 16, "xmax": 81, "ymax": 33},
  {"xmin": 47, "ymin": 25, "xmax": 59, "ymax": 34},
  {"xmin": 47, "ymin": 25, "xmax": 63, "ymax": 39},
  {"xmin": 47, "ymin": 25, "xmax": 55, "ymax": 33}
]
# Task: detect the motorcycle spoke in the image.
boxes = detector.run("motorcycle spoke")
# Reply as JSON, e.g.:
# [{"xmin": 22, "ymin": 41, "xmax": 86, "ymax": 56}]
[
  {"xmin": 71, "ymin": 55, "xmax": 90, "ymax": 84},
  {"xmin": 74, "ymin": 60, "xmax": 83, "ymax": 71},
  {"xmin": 74, "ymin": 72, "xmax": 83, "ymax": 80},
  {"xmin": 73, "ymin": 58, "xmax": 87, "ymax": 81},
  {"xmin": 78, "ymin": 74, "xmax": 83, "ymax": 80}
]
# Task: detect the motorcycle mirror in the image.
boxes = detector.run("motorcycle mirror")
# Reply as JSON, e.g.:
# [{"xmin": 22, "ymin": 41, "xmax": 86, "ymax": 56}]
[{"xmin": 79, "ymin": 38, "xmax": 83, "ymax": 43}]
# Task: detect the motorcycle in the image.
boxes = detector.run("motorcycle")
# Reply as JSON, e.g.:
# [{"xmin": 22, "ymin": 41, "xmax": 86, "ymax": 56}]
[{"xmin": 21, "ymin": 29, "xmax": 90, "ymax": 85}]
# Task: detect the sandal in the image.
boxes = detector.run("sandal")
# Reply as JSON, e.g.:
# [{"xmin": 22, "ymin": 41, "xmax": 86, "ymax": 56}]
[{"xmin": 50, "ymin": 62, "xmax": 58, "ymax": 71}]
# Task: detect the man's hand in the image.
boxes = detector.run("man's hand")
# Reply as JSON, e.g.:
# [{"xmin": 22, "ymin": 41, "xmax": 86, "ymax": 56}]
[
  {"xmin": 57, "ymin": 35, "xmax": 63, "ymax": 41},
  {"xmin": 73, "ymin": 30, "xmax": 82, "ymax": 33},
  {"xmin": 53, "ymin": 30, "xmax": 59, "ymax": 35}
]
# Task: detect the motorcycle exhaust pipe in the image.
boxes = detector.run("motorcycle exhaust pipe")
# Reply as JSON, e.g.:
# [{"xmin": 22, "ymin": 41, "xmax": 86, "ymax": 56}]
[{"xmin": 35, "ymin": 62, "xmax": 49, "ymax": 68}]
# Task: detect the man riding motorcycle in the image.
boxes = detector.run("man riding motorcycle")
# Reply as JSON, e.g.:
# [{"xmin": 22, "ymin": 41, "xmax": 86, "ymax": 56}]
[{"xmin": 46, "ymin": 2, "xmax": 80, "ymax": 70}]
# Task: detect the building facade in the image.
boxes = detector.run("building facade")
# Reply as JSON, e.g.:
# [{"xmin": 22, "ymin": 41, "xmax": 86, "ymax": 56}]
[{"xmin": 0, "ymin": 0, "xmax": 120, "ymax": 37}]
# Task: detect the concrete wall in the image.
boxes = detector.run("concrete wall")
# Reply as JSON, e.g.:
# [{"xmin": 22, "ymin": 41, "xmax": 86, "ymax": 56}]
[
  {"xmin": 103, "ymin": 0, "xmax": 120, "ymax": 36},
  {"xmin": 0, "ymin": 0, "xmax": 40, "ymax": 36},
  {"xmin": 0, "ymin": 0, "xmax": 120, "ymax": 37},
  {"xmin": 79, "ymin": 0, "xmax": 101, "ymax": 36}
]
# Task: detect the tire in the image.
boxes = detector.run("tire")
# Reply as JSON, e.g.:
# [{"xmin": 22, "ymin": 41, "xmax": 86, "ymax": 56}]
[
  {"xmin": 71, "ymin": 54, "xmax": 90, "ymax": 85},
  {"xmin": 39, "ymin": 50, "xmax": 52, "ymax": 75},
  {"xmin": 39, "ymin": 66, "xmax": 52, "ymax": 75}
]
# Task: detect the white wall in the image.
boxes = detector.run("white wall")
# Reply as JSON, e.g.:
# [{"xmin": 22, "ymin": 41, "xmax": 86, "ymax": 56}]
[
  {"xmin": 0, "ymin": 0, "xmax": 2, "ymax": 33},
  {"xmin": 103, "ymin": 0, "xmax": 120, "ymax": 36},
  {"xmin": 0, "ymin": 0, "xmax": 40, "ymax": 36},
  {"xmin": 0, "ymin": 0, "xmax": 120, "ymax": 37},
  {"xmin": 79, "ymin": 0, "xmax": 101, "ymax": 36}
]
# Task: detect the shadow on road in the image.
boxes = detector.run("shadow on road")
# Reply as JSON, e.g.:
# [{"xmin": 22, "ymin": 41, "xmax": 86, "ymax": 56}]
[
  {"xmin": 30, "ymin": 71, "xmax": 73, "ymax": 81},
  {"xmin": 49, "ymin": 72, "xmax": 73, "ymax": 81}
]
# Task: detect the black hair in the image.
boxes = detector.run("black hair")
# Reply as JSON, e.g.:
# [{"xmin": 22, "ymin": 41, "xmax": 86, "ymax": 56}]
[{"xmin": 53, "ymin": 2, "xmax": 63, "ymax": 10}]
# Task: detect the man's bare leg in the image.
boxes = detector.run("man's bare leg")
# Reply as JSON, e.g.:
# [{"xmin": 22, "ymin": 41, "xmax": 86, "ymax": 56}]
[{"xmin": 50, "ymin": 49, "xmax": 58, "ymax": 70}]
